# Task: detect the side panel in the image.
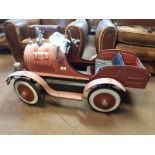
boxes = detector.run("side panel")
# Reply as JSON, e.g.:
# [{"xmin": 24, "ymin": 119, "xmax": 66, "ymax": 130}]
[{"xmin": 91, "ymin": 66, "xmax": 150, "ymax": 88}]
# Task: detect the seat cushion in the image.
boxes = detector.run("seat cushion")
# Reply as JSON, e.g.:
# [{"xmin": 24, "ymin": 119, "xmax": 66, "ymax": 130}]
[
  {"xmin": 112, "ymin": 19, "xmax": 155, "ymax": 27},
  {"xmin": 117, "ymin": 25, "xmax": 155, "ymax": 47},
  {"xmin": 142, "ymin": 61, "xmax": 155, "ymax": 74},
  {"xmin": 116, "ymin": 43, "xmax": 155, "ymax": 61},
  {"xmin": 40, "ymin": 19, "xmax": 75, "ymax": 33}
]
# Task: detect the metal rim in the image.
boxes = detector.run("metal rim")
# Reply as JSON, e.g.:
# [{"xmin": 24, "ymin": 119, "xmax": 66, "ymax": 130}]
[
  {"xmin": 89, "ymin": 88, "xmax": 120, "ymax": 112},
  {"xmin": 14, "ymin": 80, "xmax": 39, "ymax": 105}
]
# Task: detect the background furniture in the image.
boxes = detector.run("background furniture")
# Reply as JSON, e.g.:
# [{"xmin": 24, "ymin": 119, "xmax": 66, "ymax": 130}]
[
  {"xmin": 0, "ymin": 19, "xmax": 9, "ymax": 50},
  {"xmin": 86, "ymin": 19, "xmax": 101, "ymax": 34},
  {"xmin": 4, "ymin": 19, "xmax": 88, "ymax": 62},
  {"xmin": 96, "ymin": 19, "xmax": 155, "ymax": 74},
  {"xmin": 66, "ymin": 19, "xmax": 101, "ymax": 59}
]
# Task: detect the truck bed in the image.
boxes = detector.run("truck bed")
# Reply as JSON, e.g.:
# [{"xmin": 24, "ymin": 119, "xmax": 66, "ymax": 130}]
[{"xmin": 91, "ymin": 49, "xmax": 150, "ymax": 88}]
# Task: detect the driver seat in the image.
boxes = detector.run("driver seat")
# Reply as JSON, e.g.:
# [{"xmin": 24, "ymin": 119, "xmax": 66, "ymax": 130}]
[{"xmin": 95, "ymin": 52, "xmax": 125, "ymax": 73}]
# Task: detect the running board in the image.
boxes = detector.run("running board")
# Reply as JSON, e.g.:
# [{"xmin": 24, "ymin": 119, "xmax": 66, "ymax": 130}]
[{"xmin": 47, "ymin": 90, "xmax": 83, "ymax": 101}]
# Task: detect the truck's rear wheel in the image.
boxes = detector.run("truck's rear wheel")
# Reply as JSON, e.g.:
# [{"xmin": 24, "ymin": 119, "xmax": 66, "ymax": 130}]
[
  {"xmin": 14, "ymin": 78, "xmax": 44, "ymax": 106},
  {"xmin": 88, "ymin": 88, "xmax": 121, "ymax": 113}
]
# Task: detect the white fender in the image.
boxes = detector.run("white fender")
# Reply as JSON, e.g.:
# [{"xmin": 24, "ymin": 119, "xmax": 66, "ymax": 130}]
[
  {"xmin": 83, "ymin": 78, "xmax": 126, "ymax": 98},
  {"xmin": 6, "ymin": 71, "xmax": 83, "ymax": 100}
]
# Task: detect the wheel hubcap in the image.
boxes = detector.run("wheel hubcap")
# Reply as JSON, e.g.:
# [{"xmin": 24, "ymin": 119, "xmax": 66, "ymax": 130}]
[
  {"xmin": 101, "ymin": 99, "xmax": 108, "ymax": 107},
  {"xmin": 21, "ymin": 91, "xmax": 27, "ymax": 98},
  {"xmin": 17, "ymin": 85, "xmax": 35, "ymax": 102},
  {"xmin": 93, "ymin": 93, "xmax": 116, "ymax": 110}
]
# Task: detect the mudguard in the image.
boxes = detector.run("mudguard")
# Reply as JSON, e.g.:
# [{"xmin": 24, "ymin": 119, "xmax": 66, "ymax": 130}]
[
  {"xmin": 83, "ymin": 78, "xmax": 126, "ymax": 98},
  {"xmin": 6, "ymin": 71, "xmax": 83, "ymax": 100}
]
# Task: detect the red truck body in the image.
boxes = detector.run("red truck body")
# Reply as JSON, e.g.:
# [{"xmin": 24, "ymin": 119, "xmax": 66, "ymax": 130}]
[
  {"xmin": 24, "ymin": 43, "xmax": 150, "ymax": 89},
  {"xmin": 6, "ymin": 32, "xmax": 150, "ymax": 113}
]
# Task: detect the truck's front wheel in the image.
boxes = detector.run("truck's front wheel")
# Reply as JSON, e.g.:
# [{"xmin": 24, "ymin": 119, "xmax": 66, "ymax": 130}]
[{"xmin": 14, "ymin": 78, "xmax": 44, "ymax": 106}]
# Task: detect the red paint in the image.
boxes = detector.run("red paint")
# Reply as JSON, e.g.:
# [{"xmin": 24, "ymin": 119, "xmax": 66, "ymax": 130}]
[{"xmin": 24, "ymin": 43, "xmax": 89, "ymax": 79}]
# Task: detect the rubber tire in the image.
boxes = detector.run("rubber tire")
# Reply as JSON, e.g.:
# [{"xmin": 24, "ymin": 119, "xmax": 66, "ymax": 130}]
[
  {"xmin": 88, "ymin": 87, "xmax": 121, "ymax": 113},
  {"xmin": 14, "ymin": 78, "xmax": 45, "ymax": 107}
]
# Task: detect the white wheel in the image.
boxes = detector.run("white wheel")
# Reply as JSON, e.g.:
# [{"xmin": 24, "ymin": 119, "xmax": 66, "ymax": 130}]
[
  {"xmin": 88, "ymin": 88, "xmax": 121, "ymax": 113},
  {"xmin": 14, "ymin": 79, "xmax": 44, "ymax": 106}
]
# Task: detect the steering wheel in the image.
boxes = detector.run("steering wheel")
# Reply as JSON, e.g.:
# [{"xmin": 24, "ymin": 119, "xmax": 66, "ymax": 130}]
[{"xmin": 67, "ymin": 29, "xmax": 80, "ymax": 48}]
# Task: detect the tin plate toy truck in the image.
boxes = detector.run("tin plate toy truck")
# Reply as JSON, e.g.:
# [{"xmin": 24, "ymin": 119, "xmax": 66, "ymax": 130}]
[{"xmin": 6, "ymin": 31, "xmax": 150, "ymax": 113}]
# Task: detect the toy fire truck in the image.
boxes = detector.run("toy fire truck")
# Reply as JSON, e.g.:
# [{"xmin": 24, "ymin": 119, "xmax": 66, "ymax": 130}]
[{"xmin": 6, "ymin": 28, "xmax": 150, "ymax": 113}]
